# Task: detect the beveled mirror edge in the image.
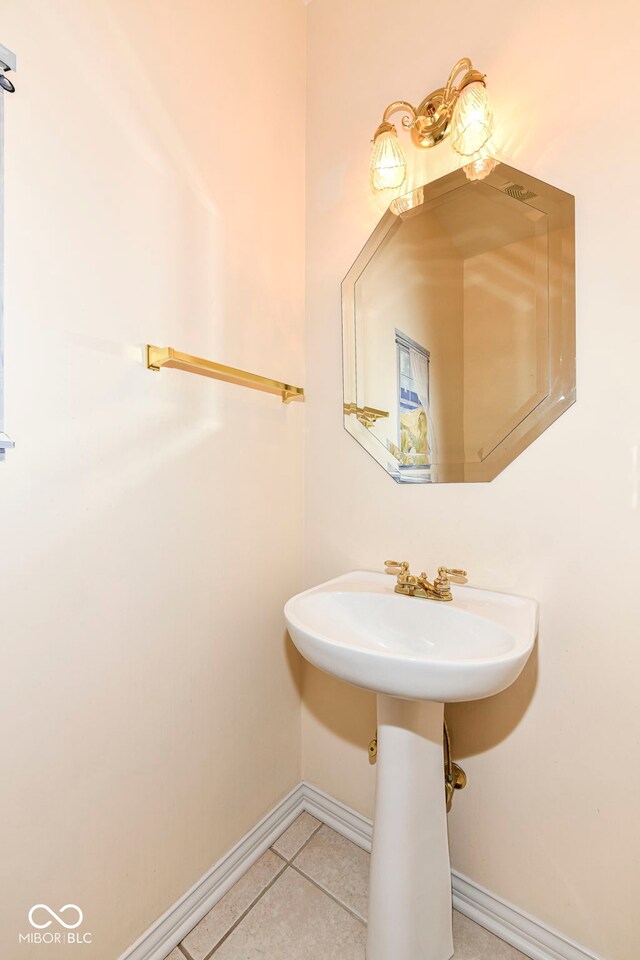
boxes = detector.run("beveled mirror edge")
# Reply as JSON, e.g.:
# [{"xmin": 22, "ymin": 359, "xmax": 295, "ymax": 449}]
[
  {"xmin": 341, "ymin": 163, "xmax": 576, "ymax": 484},
  {"xmin": 464, "ymin": 186, "xmax": 576, "ymax": 481}
]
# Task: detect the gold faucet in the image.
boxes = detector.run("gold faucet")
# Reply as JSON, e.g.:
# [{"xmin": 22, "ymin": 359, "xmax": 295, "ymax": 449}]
[{"xmin": 384, "ymin": 560, "xmax": 467, "ymax": 601}]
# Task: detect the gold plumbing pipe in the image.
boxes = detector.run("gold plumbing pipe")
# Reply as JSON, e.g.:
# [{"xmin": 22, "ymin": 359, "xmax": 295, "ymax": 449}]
[
  {"xmin": 369, "ymin": 722, "xmax": 467, "ymax": 811},
  {"xmin": 444, "ymin": 719, "xmax": 467, "ymax": 811}
]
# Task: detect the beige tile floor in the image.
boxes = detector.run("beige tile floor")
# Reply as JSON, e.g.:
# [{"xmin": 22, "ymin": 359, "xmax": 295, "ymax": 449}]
[{"xmin": 165, "ymin": 814, "xmax": 528, "ymax": 960}]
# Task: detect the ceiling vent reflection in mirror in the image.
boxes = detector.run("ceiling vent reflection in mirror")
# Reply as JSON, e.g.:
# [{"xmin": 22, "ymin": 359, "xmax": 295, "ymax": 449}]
[{"xmin": 342, "ymin": 162, "xmax": 575, "ymax": 483}]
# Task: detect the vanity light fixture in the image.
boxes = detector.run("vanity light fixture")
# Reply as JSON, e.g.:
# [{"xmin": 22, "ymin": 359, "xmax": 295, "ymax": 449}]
[{"xmin": 369, "ymin": 57, "xmax": 495, "ymax": 191}]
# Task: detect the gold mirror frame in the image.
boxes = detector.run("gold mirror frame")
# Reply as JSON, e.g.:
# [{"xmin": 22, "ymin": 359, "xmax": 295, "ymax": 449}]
[{"xmin": 342, "ymin": 162, "xmax": 576, "ymax": 483}]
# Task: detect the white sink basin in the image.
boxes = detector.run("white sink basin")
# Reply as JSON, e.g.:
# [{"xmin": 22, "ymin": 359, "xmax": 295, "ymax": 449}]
[
  {"xmin": 284, "ymin": 570, "xmax": 538, "ymax": 702},
  {"xmin": 285, "ymin": 569, "xmax": 538, "ymax": 960}
]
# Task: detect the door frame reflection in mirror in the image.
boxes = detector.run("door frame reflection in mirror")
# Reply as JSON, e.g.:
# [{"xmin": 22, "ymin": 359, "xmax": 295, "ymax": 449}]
[{"xmin": 393, "ymin": 330, "xmax": 431, "ymax": 480}]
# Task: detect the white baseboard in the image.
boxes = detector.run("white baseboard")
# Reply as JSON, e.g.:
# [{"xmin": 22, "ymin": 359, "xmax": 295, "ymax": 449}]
[
  {"xmin": 451, "ymin": 871, "xmax": 606, "ymax": 960},
  {"xmin": 299, "ymin": 781, "xmax": 372, "ymax": 852},
  {"xmin": 304, "ymin": 786, "xmax": 605, "ymax": 960},
  {"xmin": 121, "ymin": 780, "xmax": 605, "ymax": 960},
  {"xmin": 119, "ymin": 783, "xmax": 305, "ymax": 960}
]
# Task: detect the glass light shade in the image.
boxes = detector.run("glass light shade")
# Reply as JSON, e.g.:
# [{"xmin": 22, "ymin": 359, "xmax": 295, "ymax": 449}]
[
  {"xmin": 463, "ymin": 152, "xmax": 498, "ymax": 182},
  {"xmin": 390, "ymin": 186, "xmax": 425, "ymax": 216},
  {"xmin": 370, "ymin": 127, "xmax": 407, "ymax": 191},
  {"xmin": 450, "ymin": 81, "xmax": 493, "ymax": 157}
]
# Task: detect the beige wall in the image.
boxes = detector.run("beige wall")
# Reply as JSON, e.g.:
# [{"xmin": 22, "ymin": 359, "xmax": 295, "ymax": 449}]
[
  {"xmin": 3, "ymin": 3, "xmax": 640, "ymax": 960},
  {"xmin": 303, "ymin": 2, "xmax": 640, "ymax": 960},
  {"xmin": 0, "ymin": 2, "xmax": 305, "ymax": 958}
]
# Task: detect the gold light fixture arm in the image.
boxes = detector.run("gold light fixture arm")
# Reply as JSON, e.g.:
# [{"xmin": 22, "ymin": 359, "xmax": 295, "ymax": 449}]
[
  {"xmin": 146, "ymin": 345, "xmax": 304, "ymax": 404},
  {"xmin": 443, "ymin": 57, "xmax": 485, "ymax": 102},
  {"xmin": 379, "ymin": 100, "xmax": 418, "ymax": 129},
  {"xmin": 372, "ymin": 56, "xmax": 489, "ymax": 157},
  {"xmin": 414, "ymin": 86, "xmax": 447, "ymax": 116}
]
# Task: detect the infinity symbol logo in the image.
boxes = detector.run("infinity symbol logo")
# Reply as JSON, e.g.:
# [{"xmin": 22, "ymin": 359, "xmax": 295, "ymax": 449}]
[{"xmin": 28, "ymin": 904, "xmax": 84, "ymax": 930}]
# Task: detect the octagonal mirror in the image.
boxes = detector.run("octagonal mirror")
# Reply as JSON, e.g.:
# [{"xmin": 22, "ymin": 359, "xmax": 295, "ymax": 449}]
[{"xmin": 342, "ymin": 162, "xmax": 575, "ymax": 482}]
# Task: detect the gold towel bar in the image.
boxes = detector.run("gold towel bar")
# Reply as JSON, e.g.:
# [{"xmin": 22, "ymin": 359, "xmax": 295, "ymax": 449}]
[{"xmin": 146, "ymin": 345, "xmax": 304, "ymax": 404}]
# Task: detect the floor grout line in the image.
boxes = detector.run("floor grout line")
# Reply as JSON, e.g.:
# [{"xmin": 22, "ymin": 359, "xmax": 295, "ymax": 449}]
[
  {"xmin": 202, "ymin": 859, "xmax": 288, "ymax": 959},
  {"xmin": 285, "ymin": 820, "xmax": 324, "ymax": 864},
  {"xmin": 168, "ymin": 821, "xmax": 528, "ymax": 960},
  {"xmin": 288, "ymin": 862, "xmax": 367, "ymax": 928},
  {"xmin": 182, "ymin": 818, "xmax": 321, "ymax": 960},
  {"xmin": 273, "ymin": 818, "xmax": 324, "ymax": 864}
]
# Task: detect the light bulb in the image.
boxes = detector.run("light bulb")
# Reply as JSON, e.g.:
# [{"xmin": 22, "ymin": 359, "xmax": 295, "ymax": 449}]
[
  {"xmin": 370, "ymin": 124, "xmax": 407, "ymax": 191},
  {"xmin": 450, "ymin": 81, "xmax": 493, "ymax": 157}
]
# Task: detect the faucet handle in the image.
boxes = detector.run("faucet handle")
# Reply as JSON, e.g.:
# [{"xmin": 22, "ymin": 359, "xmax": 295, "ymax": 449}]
[
  {"xmin": 385, "ymin": 559, "xmax": 409, "ymax": 575},
  {"xmin": 437, "ymin": 567, "xmax": 467, "ymax": 581}
]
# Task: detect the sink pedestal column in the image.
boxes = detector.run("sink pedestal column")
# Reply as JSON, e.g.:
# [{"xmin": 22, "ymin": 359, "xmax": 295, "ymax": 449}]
[{"xmin": 366, "ymin": 695, "xmax": 453, "ymax": 960}]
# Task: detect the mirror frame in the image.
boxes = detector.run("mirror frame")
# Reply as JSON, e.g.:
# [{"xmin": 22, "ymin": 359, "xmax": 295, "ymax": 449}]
[{"xmin": 342, "ymin": 162, "xmax": 576, "ymax": 482}]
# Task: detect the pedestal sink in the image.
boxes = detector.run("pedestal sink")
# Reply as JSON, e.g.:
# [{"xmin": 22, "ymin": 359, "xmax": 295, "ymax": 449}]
[{"xmin": 284, "ymin": 570, "xmax": 538, "ymax": 960}]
